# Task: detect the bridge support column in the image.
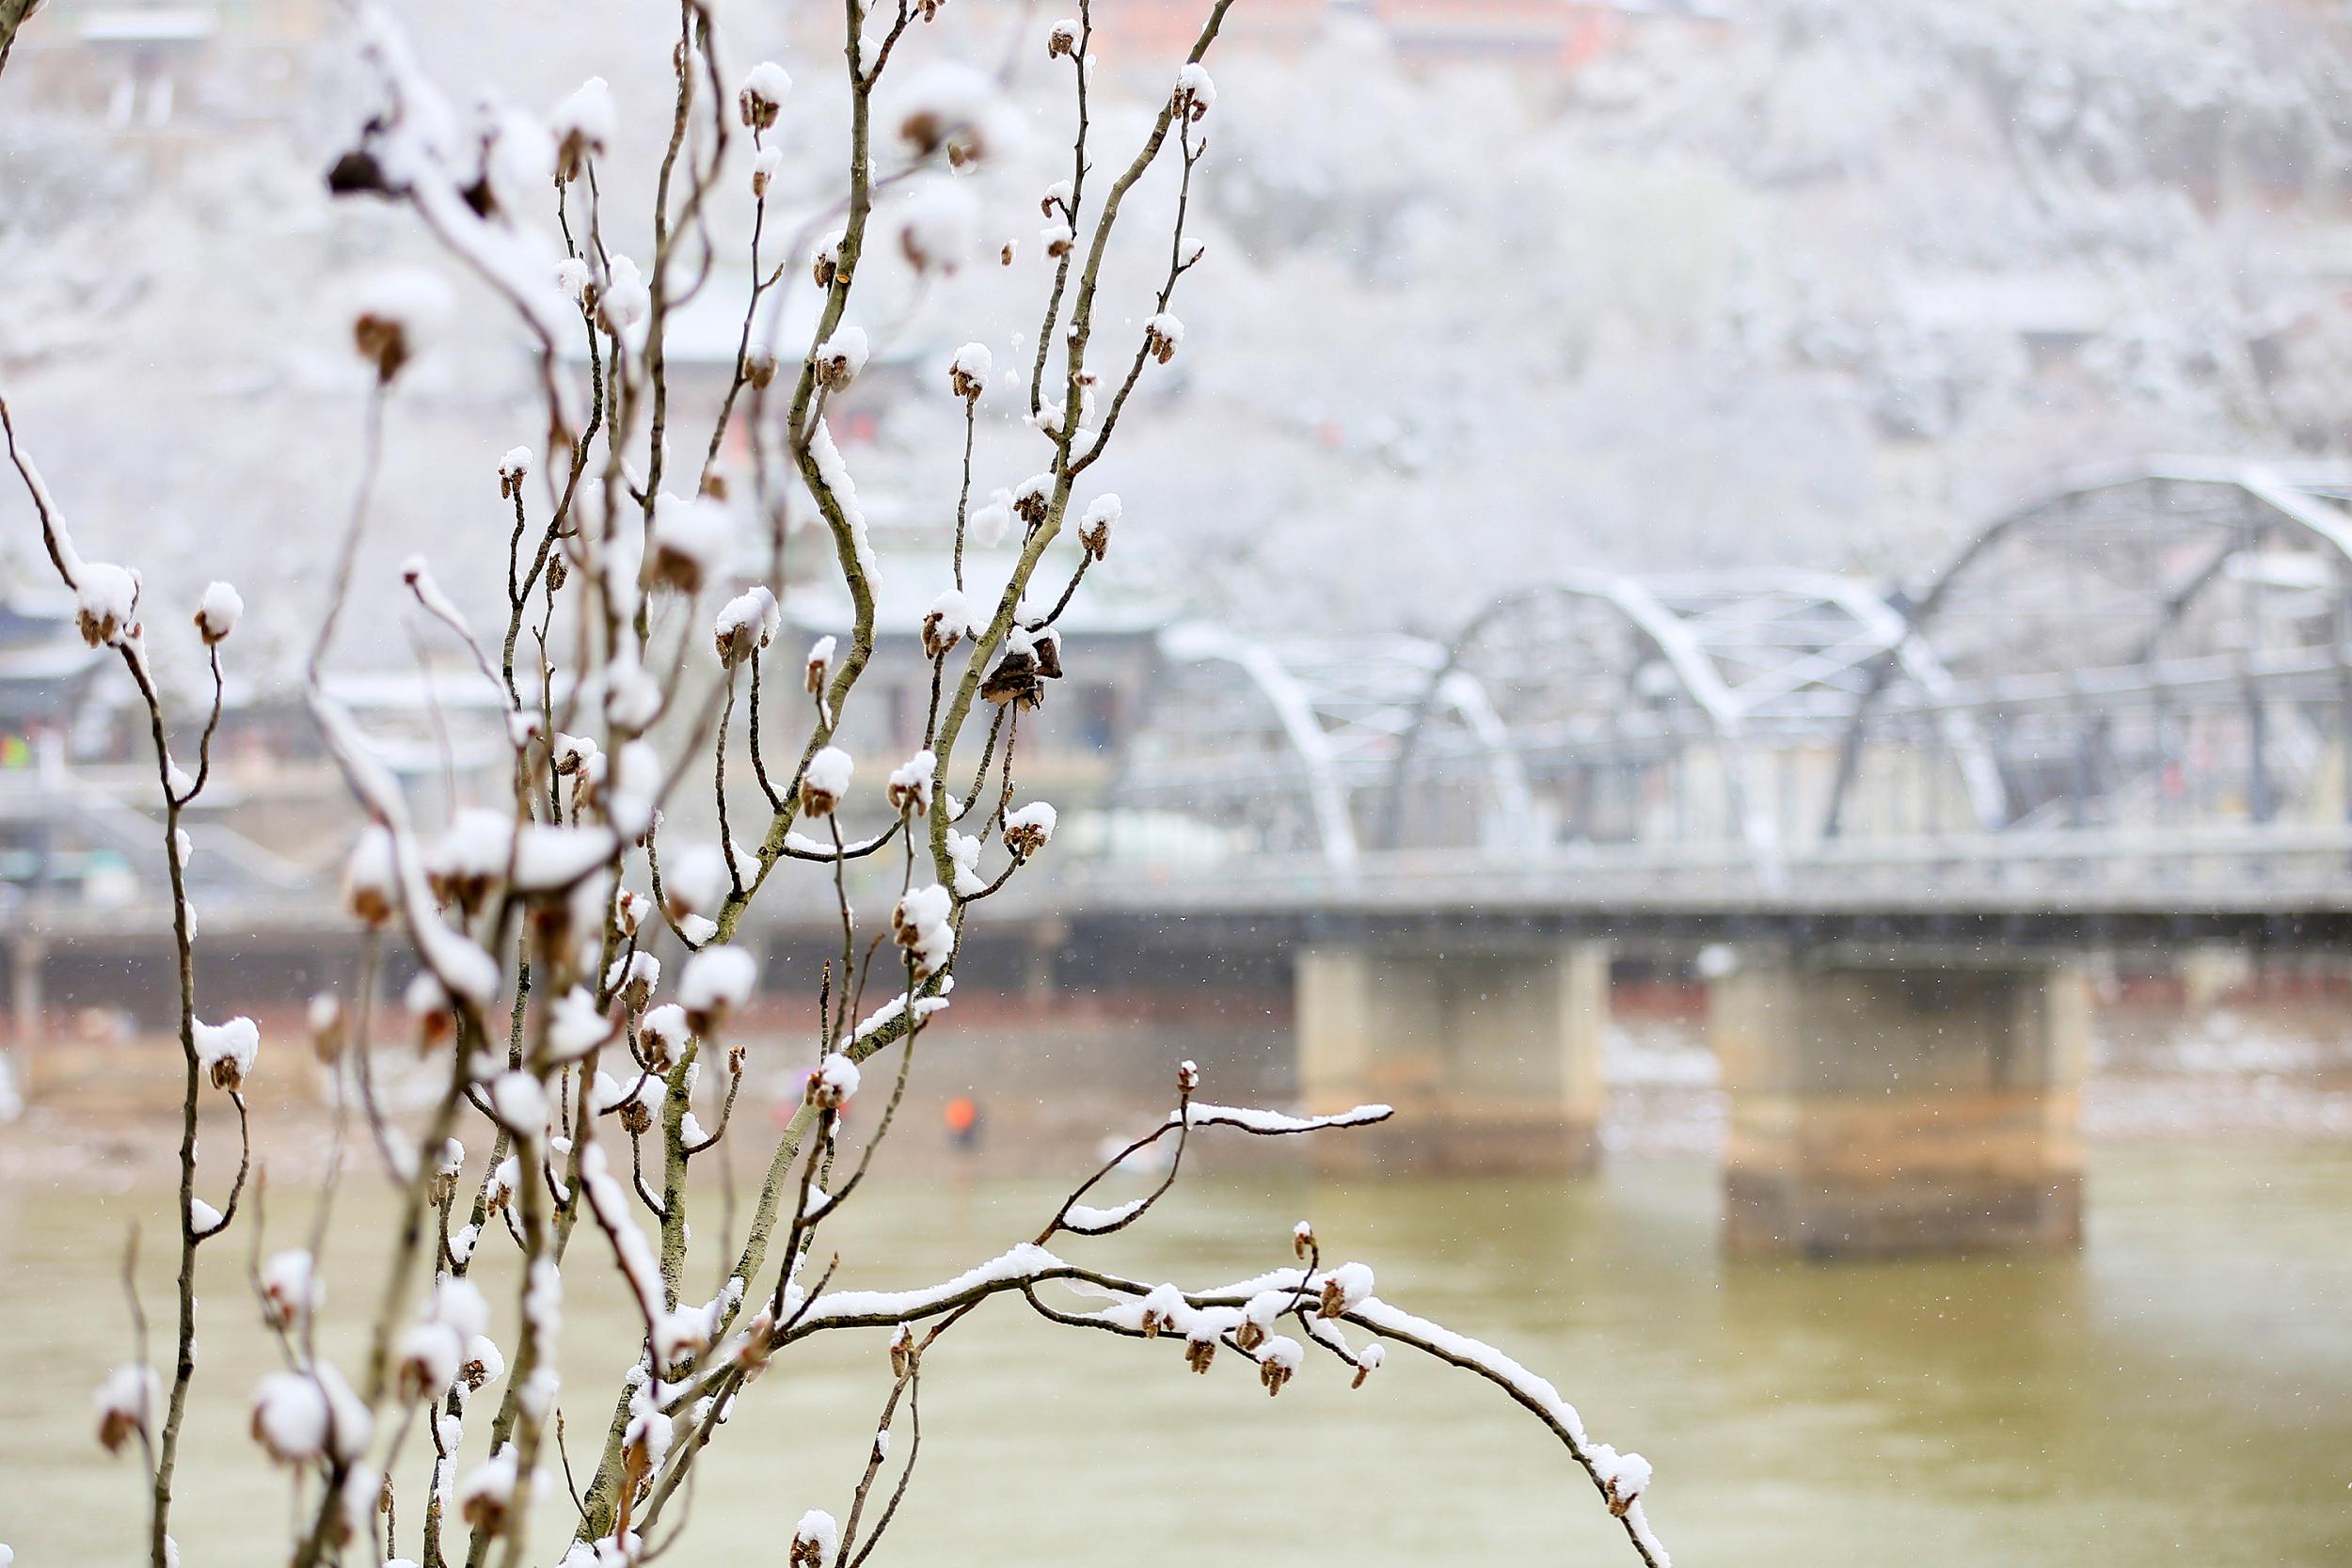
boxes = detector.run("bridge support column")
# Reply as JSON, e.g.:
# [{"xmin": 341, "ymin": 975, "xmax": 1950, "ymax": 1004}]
[
  {"xmin": 1712, "ymin": 952, "xmax": 2089, "ymax": 1258},
  {"xmin": 8, "ymin": 934, "xmax": 41, "ymax": 1047},
  {"xmin": 1297, "ymin": 942, "xmax": 1607, "ymax": 1173}
]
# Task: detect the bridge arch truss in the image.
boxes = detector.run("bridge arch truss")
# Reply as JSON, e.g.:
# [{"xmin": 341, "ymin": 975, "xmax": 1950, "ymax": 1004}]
[{"xmin": 1099, "ymin": 458, "xmax": 2352, "ymax": 895}]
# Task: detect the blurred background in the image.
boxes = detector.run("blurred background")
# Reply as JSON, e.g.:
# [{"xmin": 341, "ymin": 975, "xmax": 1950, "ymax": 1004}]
[{"xmin": 2, "ymin": 0, "xmax": 2351, "ymax": 1563}]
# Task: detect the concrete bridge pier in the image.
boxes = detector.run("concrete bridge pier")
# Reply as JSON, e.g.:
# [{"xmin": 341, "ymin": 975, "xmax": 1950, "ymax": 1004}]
[
  {"xmin": 1296, "ymin": 941, "xmax": 1608, "ymax": 1173},
  {"xmin": 1711, "ymin": 950, "xmax": 2090, "ymax": 1259}
]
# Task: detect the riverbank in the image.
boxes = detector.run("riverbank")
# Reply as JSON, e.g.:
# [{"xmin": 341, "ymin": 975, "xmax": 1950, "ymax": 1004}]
[{"xmin": 4, "ymin": 1039, "xmax": 2347, "ymax": 1194}]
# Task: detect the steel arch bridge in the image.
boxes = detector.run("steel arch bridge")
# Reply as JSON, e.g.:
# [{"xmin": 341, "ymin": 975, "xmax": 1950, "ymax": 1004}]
[{"xmin": 1095, "ymin": 457, "xmax": 2352, "ymax": 911}]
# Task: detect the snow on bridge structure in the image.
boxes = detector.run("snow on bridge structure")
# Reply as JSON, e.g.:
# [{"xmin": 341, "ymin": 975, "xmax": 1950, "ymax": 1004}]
[
  {"xmin": 1083, "ymin": 457, "xmax": 2352, "ymax": 1256},
  {"xmin": 13, "ymin": 459, "xmax": 2352, "ymax": 1258}
]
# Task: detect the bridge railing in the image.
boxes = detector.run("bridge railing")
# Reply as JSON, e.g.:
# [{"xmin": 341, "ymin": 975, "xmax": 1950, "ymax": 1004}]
[{"xmin": 1074, "ymin": 822, "xmax": 2352, "ymax": 913}]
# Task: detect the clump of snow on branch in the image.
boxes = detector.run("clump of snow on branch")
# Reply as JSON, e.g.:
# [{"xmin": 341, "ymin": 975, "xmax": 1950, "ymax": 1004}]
[
  {"xmin": 739, "ymin": 60, "xmax": 792, "ymax": 129},
  {"xmin": 1002, "ymin": 800, "xmax": 1056, "ymax": 856},
  {"xmin": 73, "ymin": 562, "xmax": 139, "ymax": 647},
  {"xmin": 680, "ymin": 945, "xmax": 756, "ymax": 1032},
  {"xmin": 808, "ymin": 1053, "xmax": 861, "ymax": 1110},
  {"xmin": 192, "ymin": 1016, "xmax": 259, "ymax": 1092},
  {"xmin": 802, "ymin": 743, "xmax": 853, "ymax": 817},
  {"xmin": 891, "ymin": 884, "xmax": 956, "ymax": 977},
  {"xmin": 194, "ymin": 581, "xmax": 243, "ymax": 644}
]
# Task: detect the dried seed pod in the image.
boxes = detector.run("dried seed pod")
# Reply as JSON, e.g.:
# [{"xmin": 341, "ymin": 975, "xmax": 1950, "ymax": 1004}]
[
  {"xmin": 459, "ymin": 1338, "xmax": 501, "ymax": 1391},
  {"xmin": 98, "ymin": 1398, "xmax": 140, "ymax": 1455},
  {"xmin": 1003, "ymin": 801, "xmax": 1056, "ymax": 858},
  {"xmin": 810, "ymin": 325, "xmax": 867, "ymax": 390},
  {"xmin": 739, "ymin": 61, "xmax": 791, "ymax": 130},
  {"xmin": 1258, "ymin": 1338, "xmax": 1300, "ymax": 1397},
  {"xmin": 496, "ymin": 447, "xmax": 532, "ymax": 499},
  {"xmin": 980, "ymin": 651, "xmax": 1044, "ymax": 709},
  {"xmin": 801, "ymin": 745, "xmax": 852, "ymax": 818},
  {"xmin": 886, "ymin": 755, "xmax": 936, "ymax": 817},
  {"xmin": 194, "ymin": 580, "xmax": 243, "ymax": 645},
  {"xmin": 1173, "ymin": 62, "xmax": 1216, "ymax": 124},
  {"xmin": 352, "ymin": 311, "xmax": 412, "ymax": 383},
  {"xmin": 1031, "ymin": 628, "xmax": 1064, "ymax": 680},
  {"xmin": 308, "ymin": 992, "xmax": 345, "ymax": 1065},
  {"xmin": 1144, "ymin": 312, "xmax": 1184, "ymax": 365},
  {"xmin": 1597, "ymin": 1447, "xmax": 1652, "ymax": 1517},
  {"xmin": 922, "ymin": 594, "xmax": 966, "ymax": 659},
  {"xmin": 804, "ymin": 1052, "xmax": 859, "ymax": 1112},
  {"xmin": 789, "ymin": 1513, "xmax": 837, "ymax": 1568},
  {"xmin": 460, "ymin": 1486, "xmax": 507, "ymax": 1535},
  {"xmin": 95, "ymin": 1365, "xmax": 154, "ymax": 1456},
  {"xmin": 1077, "ymin": 494, "xmax": 1119, "ymax": 562},
  {"xmin": 1011, "ymin": 477, "xmax": 1052, "ymax": 528},
  {"xmin": 947, "ymin": 342, "xmax": 991, "ymax": 401},
  {"xmin": 614, "ymin": 887, "xmax": 649, "ymax": 938}
]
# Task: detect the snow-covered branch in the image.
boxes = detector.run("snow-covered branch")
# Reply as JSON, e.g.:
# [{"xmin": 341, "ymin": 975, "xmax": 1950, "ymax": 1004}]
[{"xmin": 0, "ymin": 4, "xmax": 1670, "ymax": 1564}]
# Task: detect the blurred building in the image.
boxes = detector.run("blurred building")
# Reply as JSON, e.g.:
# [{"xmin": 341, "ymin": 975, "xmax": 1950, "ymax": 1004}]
[
  {"xmin": 4, "ymin": 0, "xmax": 316, "ymax": 134},
  {"xmin": 776, "ymin": 524, "xmax": 1176, "ymax": 815},
  {"xmin": 1089, "ymin": 0, "xmax": 1730, "ymax": 71},
  {"xmin": 0, "ymin": 579, "xmax": 503, "ymax": 914}
]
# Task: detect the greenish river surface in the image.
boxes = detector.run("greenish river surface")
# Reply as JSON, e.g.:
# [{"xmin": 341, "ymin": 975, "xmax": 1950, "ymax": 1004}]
[{"xmin": 3, "ymin": 1147, "xmax": 2346, "ymax": 1565}]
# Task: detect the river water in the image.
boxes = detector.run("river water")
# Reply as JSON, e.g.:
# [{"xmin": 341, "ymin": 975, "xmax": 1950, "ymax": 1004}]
[{"xmin": 2, "ymin": 1145, "xmax": 2347, "ymax": 1566}]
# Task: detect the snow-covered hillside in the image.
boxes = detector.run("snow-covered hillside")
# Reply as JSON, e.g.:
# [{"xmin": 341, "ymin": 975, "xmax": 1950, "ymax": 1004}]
[{"xmin": 1, "ymin": 0, "xmax": 2347, "ymax": 677}]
